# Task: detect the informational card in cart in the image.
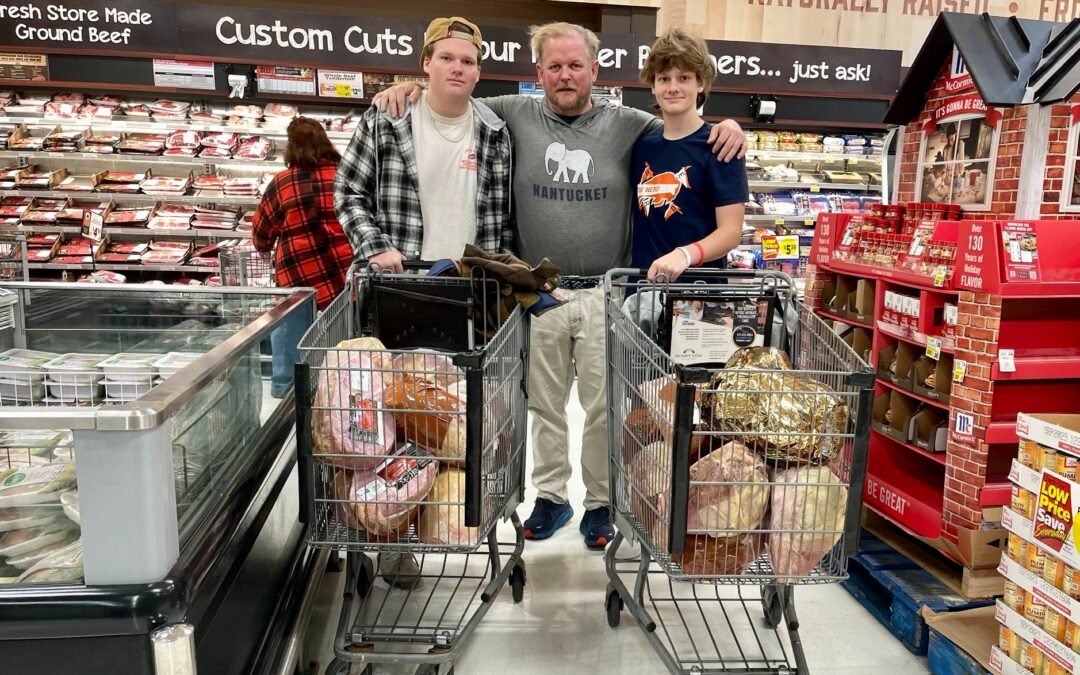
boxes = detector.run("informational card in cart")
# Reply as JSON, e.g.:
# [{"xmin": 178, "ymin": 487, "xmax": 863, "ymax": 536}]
[{"xmin": 667, "ymin": 296, "xmax": 769, "ymax": 366}]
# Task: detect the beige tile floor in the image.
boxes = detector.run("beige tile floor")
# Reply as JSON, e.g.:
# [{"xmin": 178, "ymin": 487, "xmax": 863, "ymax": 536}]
[{"xmin": 302, "ymin": 386, "xmax": 931, "ymax": 675}]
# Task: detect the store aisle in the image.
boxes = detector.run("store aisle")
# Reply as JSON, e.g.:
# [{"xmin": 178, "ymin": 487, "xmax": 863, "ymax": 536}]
[{"xmin": 304, "ymin": 385, "xmax": 930, "ymax": 675}]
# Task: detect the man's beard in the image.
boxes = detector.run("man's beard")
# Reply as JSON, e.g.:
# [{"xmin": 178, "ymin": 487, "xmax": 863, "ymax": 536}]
[{"xmin": 547, "ymin": 87, "xmax": 591, "ymax": 116}]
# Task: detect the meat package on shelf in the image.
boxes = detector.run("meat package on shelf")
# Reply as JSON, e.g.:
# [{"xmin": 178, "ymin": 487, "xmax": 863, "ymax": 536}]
[
  {"xmin": 2, "ymin": 162, "xmax": 274, "ymax": 201},
  {"xmin": 0, "ymin": 90, "xmax": 360, "ymax": 139},
  {"xmin": 995, "ymin": 414, "xmax": 1080, "ymax": 674}
]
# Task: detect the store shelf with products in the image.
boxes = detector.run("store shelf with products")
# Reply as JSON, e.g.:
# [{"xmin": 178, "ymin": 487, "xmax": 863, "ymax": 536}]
[{"xmin": 1, "ymin": 190, "xmax": 261, "ymax": 207}]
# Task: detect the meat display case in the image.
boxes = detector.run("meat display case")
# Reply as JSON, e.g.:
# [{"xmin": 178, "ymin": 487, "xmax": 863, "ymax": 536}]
[{"xmin": 0, "ymin": 281, "xmax": 320, "ymax": 674}]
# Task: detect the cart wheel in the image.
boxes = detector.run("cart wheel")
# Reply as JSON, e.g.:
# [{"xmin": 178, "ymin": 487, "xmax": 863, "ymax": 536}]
[
  {"xmin": 605, "ymin": 583, "xmax": 623, "ymax": 628},
  {"xmin": 761, "ymin": 584, "xmax": 785, "ymax": 629},
  {"xmin": 510, "ymin": 562, "xmax": 526, "ymax": 603}
]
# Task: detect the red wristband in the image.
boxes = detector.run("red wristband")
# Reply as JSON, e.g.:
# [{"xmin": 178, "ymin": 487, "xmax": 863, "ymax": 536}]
[{"xmin": 691, "ymin": 242, "xmax": 705, "ymax": 265}]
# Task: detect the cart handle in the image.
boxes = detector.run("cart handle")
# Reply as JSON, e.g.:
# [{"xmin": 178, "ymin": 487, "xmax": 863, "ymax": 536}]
[{"xmin": 604, "ymin": 267, "xmax": 797, "ymax": 294}]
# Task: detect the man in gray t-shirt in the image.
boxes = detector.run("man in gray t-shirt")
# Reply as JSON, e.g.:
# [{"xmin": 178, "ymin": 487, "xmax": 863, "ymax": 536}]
[{"xmin": 376, "ymin": 22, "xmax": 745, "ymax": 552}]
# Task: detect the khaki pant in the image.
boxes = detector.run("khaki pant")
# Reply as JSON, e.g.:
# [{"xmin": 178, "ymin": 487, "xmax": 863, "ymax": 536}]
[{"xmin": 528, "ymin": 285, "xmax": 610, "ymax": 510}]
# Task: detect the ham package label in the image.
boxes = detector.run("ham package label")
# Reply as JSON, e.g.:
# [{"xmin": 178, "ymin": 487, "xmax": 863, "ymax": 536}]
[
  {"xmin": 358, "ymin": 444, "xmax": 433, "ymax": 501},
  {"xmin": 347, "ymin": 369, "xmax": 384, "ymax": 446}
]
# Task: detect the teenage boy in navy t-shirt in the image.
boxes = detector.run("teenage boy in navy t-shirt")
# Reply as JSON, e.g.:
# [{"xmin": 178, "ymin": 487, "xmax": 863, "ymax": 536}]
[{"xmin": 632, "ymin": 28, "xmax": 748, "ymax": 282}]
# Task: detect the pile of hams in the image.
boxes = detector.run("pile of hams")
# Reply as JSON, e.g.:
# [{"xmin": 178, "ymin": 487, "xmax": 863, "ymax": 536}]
[
  {"xmin": 311, "ymin": 337, "xmax": 481, "ymax": 547},
  {"xmin": 623, "ymin": 346, "xmax": 850, "ymax": 581}
]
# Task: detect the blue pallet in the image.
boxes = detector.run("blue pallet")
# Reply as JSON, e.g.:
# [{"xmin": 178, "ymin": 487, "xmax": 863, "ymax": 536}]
[
  {"xmin": 842, "ymin": 538, "xmax": 993, "ymax": 656},
  {"xmin": 927, "ymin": 628, "xmax": 990, "ymax": 675}
]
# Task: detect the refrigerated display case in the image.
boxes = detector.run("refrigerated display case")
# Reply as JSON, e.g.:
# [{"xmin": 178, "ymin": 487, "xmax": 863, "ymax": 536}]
[{"xmin": 0, "ymin": 281, "xmax": 319, "ymax": 675}]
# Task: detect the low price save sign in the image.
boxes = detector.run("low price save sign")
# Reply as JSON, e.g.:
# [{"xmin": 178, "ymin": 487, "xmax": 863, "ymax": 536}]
[{"xmin": 1034, "ymin": 471, "xmax": 1079, "ymax": 553}]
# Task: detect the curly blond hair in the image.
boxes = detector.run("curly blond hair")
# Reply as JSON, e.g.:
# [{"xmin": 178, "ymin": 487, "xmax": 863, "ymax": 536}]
[
  {"xmin": 640, "ymin": 28, "xmax": 717, "ymax": 108},
  {"xmin": 529, "ymin": 22, "xmax": 600, "ymax": 63}
]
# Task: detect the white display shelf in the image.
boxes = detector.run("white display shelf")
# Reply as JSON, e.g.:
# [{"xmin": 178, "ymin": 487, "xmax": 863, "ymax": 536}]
[
  {"xmin": 1, "ymin": 225, "xmax": 249, "ymax": 240},
  {"xmin": 0, "ymin": 114, "xmax": 356, "ymax": 142},
  {"xmin": 28, "ymin": 262, "xmax": 93, "ymax": 271},
  {"xmin": 746, "ymin": 149, "xmax": 882, "ymax": 163},
  {"xmin": 1, "ymin": 190, "xmax": 259, "ymax": 207},
  {"xmin": 0, "ymin": 149, "xmax": 284, "ymax": 170},
  {"xmin": 748, "ymin": 180, "xmax": 874, "ymax": 192},
  {"xmin": 995, "ymin": 599, "xmax": 1078, "ymax": 672},
  {"xmin": 94, "ymin": 263, "xmax": 214, "ymax": 274}
]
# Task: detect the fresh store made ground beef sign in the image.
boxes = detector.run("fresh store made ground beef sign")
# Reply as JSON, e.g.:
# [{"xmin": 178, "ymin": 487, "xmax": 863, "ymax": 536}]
[{"xmin": 0, "ymin": 0, "xmax": 901, "ymax": 96}]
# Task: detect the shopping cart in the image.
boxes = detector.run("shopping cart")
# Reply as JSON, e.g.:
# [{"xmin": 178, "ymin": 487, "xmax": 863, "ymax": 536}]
[
  {"xmin": 295, "ymin": 264, "xmax": 530, "ymax": 675},
  {"xmin": 0, "ymin": 234, "xmax": 28, "ymax": 282},
  {"xmin": 219, "ymin": 241, "xmax": 274, "ymax": 288},
  {"xmin": 603, "ymin": 268, "xmax": 874, "ymax": 675}
]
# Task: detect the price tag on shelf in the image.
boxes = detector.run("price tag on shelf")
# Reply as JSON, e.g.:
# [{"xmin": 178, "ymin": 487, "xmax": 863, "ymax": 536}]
[
  {"xmin": 953, "ymin": 359, "xmax": 968, "ymax": 383},
  {"xmin": 1000, "ymin": 349, "xmax": 1017, "ymax": 373},
  {"xmin": 335, "ymin": 83, "xmax": 352, "ymax": 97},
  {"xmin": 926, "ymin": 337, "xmax": 942, "ymax": 361},
  {"xmin": 933, "ymin": 265, "xmax": 948, "ymax": 288},
  {"xmin": 809, "ymin": 185, "xmax": 820, "ymax": 193},
  {"xmin": 81, "ymin": 210, "xmax": 103, "ymax": 242},
  {"xmin": 824, "ymin": 157, "xmax": 835, "ymax": 163},
  {"xmin": 774, "ymin": 217, "xmax": 785, "ymax": 225}
]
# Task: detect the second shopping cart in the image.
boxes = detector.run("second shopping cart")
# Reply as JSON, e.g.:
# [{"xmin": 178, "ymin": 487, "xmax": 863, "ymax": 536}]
[
  {"xmin": 295, "ymin": 264, "xmax": 529, "ymax": 675},
  {"xmin": 604, "ymin": 269, "xmax": 874, "ymax": 675}
]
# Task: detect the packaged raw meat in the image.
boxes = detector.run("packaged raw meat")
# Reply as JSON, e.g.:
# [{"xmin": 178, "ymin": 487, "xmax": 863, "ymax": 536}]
[
  {"xmin": 148, "ymin": 99, "xmax": 189, "ymax": 114},
  {"xmin": 54, "ymin": 255, "xmax": 93, "ymax": 265},
  {"xmin": 198, "ymin": 146, "xmax": 233, "ymax": 159},
  {"xmin": 0, "ymin": 349, "xmax": 55, "ymax": 384},
  {"xmin": 384, "ymin": 373, "xmax": 466, "ymax": 462},
  {"xmin": 671, "ymin": 531, "xmax": 766, "ymax": 578},
  {"xmin": 263, "ymin": 103, "xmax": 298, "ymax": 119},
  {"xmin": 312, "ymin": 337, "xmax": 396, "ymax": 469},
  {"xmin": 15, "ymin": 540, "xmax": 82, "ymax": 583},
  {"xmin": 26, "ymin": 233, "xmax": 60, "ymax": 245},
  {"xmin": 163, "ymin": 148, "xmax": 196, "ymax": 157},
  {"xmin": 626, "ymin": 440, "xmax": 671, "ymax": 547},
  {"xmin": 768, "ymin": 465, "xmax": 847, "ymax": 581},
  {"xmin": 58, "ymin": 244, "xmax": 93, "ymax": 256},
  {"xmin": 20, "ymin": 211, "xmax": 58, "ymax": 223},
  {"xmin": 333, "ymin": 444, "xmax": 438, "ymax": 541},
  {"xmin": 105, "ymin": 209, "xmax": 151, "ymax": 225},
  {"xmin": 41, "ymin": 353, "xmax": 106, "ymax": 385},
  {"xmin": 418, "ymin": 467, "xmax": 480, "ymax": 546},
  {"xmin": 0, "ymin": 463, "xmax": 77, "ymax": 507},
  {"xmin": 165, "ymin": 130, "xmax": 202, "ymax": 150},
  {"xmin": 88, "ymin": 95, "xmax": 123, "ymax": 107},
  {"xmin": 95, "ymin": 253, "xmax": 139, "ymax": 263},
  {"xmin": 193, "ymin": 175, "xmax": 225, "ymax": 190},
  {"xmin": 227, "ymin": 104, "xmax": 263, "ymax": 118},
  {"xmin": 81, "ymin": 270, "xmax": 126, "ymax": 284},
  {"xmin": 388, "ymin": 352, "xmax": 462, "ymax": 389},
  {"xmin": 234, "ymin": 135, "xmax": 273, "ymax": 160},
  {"xmin": 102, "ymin": 171, "xmax": 149, "ymax": 184},
  {"xmin": 201, "ymin": 132, "xmax": 239, "ymax": 149},
  {"xmin": 141, "ymin": 249, "xmax": 189, "ymax": 265},
  {"xmin": 147, "ymin": 217, "xmax": 192, "ymax": 230},
  {"xmin": 190, "ymin": 111, "xmax": 223, "ymax": 125},
  {"xmin": 157, "ymin": 203, "xmax": 195, "ymax": 216},
  {"xmin": 225, "ymin": 116, "xmax": 260, "ymax": 128},
  {"xmin": 107, "ymin": 242, "xmax": 148, "ymax": 254}
]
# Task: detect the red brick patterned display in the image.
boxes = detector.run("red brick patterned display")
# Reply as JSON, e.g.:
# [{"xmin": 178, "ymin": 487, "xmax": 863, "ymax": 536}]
[
  {"xmin": 942, "ymin": 290, "xmax": 1002, "ymax": 542},
  {"xmin": 1039, "ymin": 96, "xmax": 1080, "ymax": 219},
  {"xmin": 896, "ymin": 60, "xmax": 1026, "ymax": 221}
]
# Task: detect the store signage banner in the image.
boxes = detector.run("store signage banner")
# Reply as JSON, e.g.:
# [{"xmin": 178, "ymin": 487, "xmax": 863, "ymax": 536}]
[
  {"xmin": 0, "ymin": 0, "xmax": 901, "ymax": 96},
  {"xmin": 1033, "ymin": 470, "xmax": 1075, "ymax": 554},
  {"xmin": 923, "ymin": 94, "xmax": 1002, "ymax": 135}
]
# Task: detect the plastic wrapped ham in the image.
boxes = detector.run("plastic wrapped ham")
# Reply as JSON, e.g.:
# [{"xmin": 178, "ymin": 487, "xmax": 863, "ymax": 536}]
[
  {"xmin": 201, "ymin": 132, "xmax": 239, "ymax": 149},
  {"xmin": 234, "ymin": 135, "xmax": 273, "ymax": 160},
  {"xmin": 312, "ymin": 337, "xmax": 396, "ymax": 469},
  {"xmin": 626, "ymin": 440, "xmax": 670, "ymax": 548},
  {"xmin": 419, "ymin": 467, "xmax": 480, "ymax": 547},
  {"xmin": 768, "ymin": 465, "xmax": 847, "ymax": 581},
  {"xmin": 686, "ymin": 441, "xmax": 770, "ymax": 537},
  {"xmin": 672, "ymin": 531, "xmax": 766, "ymax": 578},
  {"xmin": 384, "ymin": 373, "xmax": 466, "ymax": 463},
  {"xmin": 332, "ymin": 444, "xmax": 437, "ymax": 541},
  {"xmin": 388, "ymin": 352, "xmax": 462, "ymax": 389}
]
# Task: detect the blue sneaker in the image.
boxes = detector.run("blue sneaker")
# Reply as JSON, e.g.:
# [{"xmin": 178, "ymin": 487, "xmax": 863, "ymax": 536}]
[
  {"xmin": 523, "ymin": 497, "xmax": 573, "ymax": 540},
  {"xmin": 580, "ymin": 506, "xmax": 615, "ymax": 550}
]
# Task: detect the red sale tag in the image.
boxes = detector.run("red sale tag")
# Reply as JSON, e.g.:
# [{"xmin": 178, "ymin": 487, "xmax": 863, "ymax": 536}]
[{"xmin": 1034, "ymin": 470, "xmax": 1073, "ymax": 553}]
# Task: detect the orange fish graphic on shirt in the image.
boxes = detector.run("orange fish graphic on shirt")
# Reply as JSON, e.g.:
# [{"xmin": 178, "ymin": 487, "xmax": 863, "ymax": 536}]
[{"xmin": 638, "ymin": 163, "xmax": 692, "ymax": 220}]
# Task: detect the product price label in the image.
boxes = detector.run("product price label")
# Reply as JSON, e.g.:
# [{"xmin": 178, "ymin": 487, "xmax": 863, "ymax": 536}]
[
  {"xmin": 774, "ymin": 217, "xmax": 785, "ymax": 225},
  {"xmin": 810, "ymin": 185, "xmax": 820, "ymax": 193},
  {"xmin": 926, "ymin": 337, "xmax": 942, "ymax": 361},
  {"xmin": 933, "ymin": 265, "xmax": 948, "ymax": 288},
  {"xmin": 1000, "ymin": 348, "xmax": 1017, "ymax": 373},
  {"xmin": 81, "ymin": 211, "xmax": 103, "ymax": 242},
  {"xmin": 335, "ymin": 84, "xmax": 352, "ymax": 97},
  {"xmin": 953, "ymin": 359, "xmax": 968, "ymax": 383},
  {"xmin": 1034, "ymin": 471, "xmax": 1075, "ymax": 553}
]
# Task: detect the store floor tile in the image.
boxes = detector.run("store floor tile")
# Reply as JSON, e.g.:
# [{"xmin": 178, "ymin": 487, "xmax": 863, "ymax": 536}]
[{"xmin": 303, "ymin": 385, "xmax": 931, "ymax": 674}]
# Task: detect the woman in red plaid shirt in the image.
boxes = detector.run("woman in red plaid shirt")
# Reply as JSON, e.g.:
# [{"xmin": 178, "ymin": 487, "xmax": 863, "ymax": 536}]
[{"xmin": 254, "ymin": 117, "xmax": 351, "ymax": 396}]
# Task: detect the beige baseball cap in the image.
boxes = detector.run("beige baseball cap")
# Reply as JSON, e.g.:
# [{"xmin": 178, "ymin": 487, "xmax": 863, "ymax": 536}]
[{"xmin": 421, "ymin": 17, "xmax": 483, "ymax": 65}]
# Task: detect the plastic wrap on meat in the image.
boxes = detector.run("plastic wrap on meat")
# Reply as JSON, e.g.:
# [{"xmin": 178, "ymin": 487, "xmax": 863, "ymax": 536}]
[
  {"xmin": 384, "ymin": 373, "xmax": 467, "ymax": 463},
  {"xmin": 233, "ymin": 136, "xmax": 273, "ymax": 160},
  {"xmin": 686, "ymin": 441, "xmax": 770, "ymax": 539},
  {"xmin": 200, "ymin": 132, "xmax": 239, "ymax": 149},
  {"xmin": 672, "ymin": 532, "xmax": 766, "ymax": 577},
  {"xmin": 166, "ymin": 130, "xmax": 202, "ymax": 149},
  {"xmin": 768, "ymin": 465, "xmax": 847, "ymax": 582},
  {"xmin": 312, "ymin": 337, "xmax": 397, "ymax": 470},
  {"xmin": 419, "ymin": 467, "xmax": 480, "ymax": 546},
  {"xmin": 198, "ymin": 146, "xmax": 232, "ymax": 159},
  {"xmin": 332, "ymin": 447, "xmax": 437, "ymax": 541}
]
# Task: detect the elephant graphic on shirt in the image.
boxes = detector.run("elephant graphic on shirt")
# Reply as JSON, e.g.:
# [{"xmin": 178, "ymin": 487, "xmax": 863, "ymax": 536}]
[{"xmin": 545, "ymin": 142, "xmax": 595, "ymax": 184}]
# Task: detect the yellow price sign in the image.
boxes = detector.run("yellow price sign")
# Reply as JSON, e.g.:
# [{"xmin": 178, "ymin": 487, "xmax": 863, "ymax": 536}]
[
  {"xmin": 778, "ymin": 236, "xmax": 799, "ymax": 258},
  {"xmin": 933, "ymin": 265, "xmax": 948, "ymax": 288},
  {"xmin": 804, "ymin": 219, "xmax": 814, "ymax": 226},
  {"xmin": 926, "ymin": 337, "xmax": 941, "ymax": 361},
  {"xmin": 774, "ymin": 217, "xmax": 785, "ymax": 225},
  {"xmin": 809, "ymin": 185, "xmax": 820, "ymax": 193},
  {"xmin": 335, "ymin": 84, "xmax": 353, "ymax": 97},
  {"xmin": 953, "ymin": 359, "xmax": 967, "ymax": 383},
  {"xmin": 824, "ymin": 157, "xmax": 836, "ymax": 164}
]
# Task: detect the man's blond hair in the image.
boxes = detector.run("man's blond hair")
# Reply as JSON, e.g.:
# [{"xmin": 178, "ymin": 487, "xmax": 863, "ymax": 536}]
[
  {"xmin": 529, "ymin": 22, "xmax": 600, "ymax": 63},
  {"xmin": 640, "ymin": 28, "xmax": 717, "ymax": 108}
]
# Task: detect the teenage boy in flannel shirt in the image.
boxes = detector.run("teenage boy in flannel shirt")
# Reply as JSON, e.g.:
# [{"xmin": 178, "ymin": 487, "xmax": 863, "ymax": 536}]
[{"xmin": 334, "ymin": 16, "xmax": 513, "ymax": 272}]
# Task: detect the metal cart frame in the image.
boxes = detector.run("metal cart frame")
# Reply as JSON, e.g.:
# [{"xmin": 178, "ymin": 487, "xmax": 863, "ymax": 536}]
[
  {"xmin": 295, "ymin": 266, "xmax": 530, "ymax": 675},
  {"xmin": 601, "ymin": 268, "xmax": 874, "ymax": 675}
]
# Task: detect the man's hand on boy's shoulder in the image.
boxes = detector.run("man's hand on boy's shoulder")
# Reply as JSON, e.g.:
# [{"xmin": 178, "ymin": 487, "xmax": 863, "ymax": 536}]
[
  {"xmin": 708, "ymin": 120, "xmax": 748, "ymax": 163},
  {"xmin": 372, "ymin": 83, "xmax": 425, "ymax": 119}
]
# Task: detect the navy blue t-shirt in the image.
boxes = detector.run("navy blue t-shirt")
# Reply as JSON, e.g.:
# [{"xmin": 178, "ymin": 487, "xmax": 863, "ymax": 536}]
[{"xmin": 631, "ymin": 123, "xmax": 749, "ymax": 271}]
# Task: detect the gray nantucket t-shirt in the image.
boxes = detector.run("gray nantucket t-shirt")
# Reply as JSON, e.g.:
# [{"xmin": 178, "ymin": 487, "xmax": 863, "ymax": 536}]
[{"xmin": 483, "ymin": 96, "xmax": 658, "ymax": 277}]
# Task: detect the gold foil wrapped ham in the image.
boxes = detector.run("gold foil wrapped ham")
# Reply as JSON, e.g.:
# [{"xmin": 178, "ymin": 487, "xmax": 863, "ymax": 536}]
[
  {"xmin": 707, "ymin": 371, "xmax": 848, "ymax": 464},
  {"xmin": 724, "ymin": 346, "xmax": 793, "ymax": 370}
]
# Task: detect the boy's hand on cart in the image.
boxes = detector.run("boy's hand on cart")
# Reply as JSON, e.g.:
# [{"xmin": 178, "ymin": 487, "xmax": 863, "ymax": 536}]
[
  {"xmin": 373, "ymin": 83, "xmax": 425, "ymax": 118},
  {"xmin": 709, "ymin": 119, "xmax": 748, "ymax": 162},
  {"xmin": 648, "ymin": 250, "xmax": 690, "ymax": 283},
  {"xmin": 369, "ymin": 250, "xmax": 406, "ymax": 274}
]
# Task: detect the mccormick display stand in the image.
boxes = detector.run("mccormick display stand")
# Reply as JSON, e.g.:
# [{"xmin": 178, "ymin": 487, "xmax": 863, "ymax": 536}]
[{"xmin": 806, "ymin": 11, "xmax": 1080, "ymax": 599}]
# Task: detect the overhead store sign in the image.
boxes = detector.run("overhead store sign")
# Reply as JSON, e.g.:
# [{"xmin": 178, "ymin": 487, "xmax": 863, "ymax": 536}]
[{"xmin": 0, "ymin": 0, "xmax": 901, "ymax": 96}]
